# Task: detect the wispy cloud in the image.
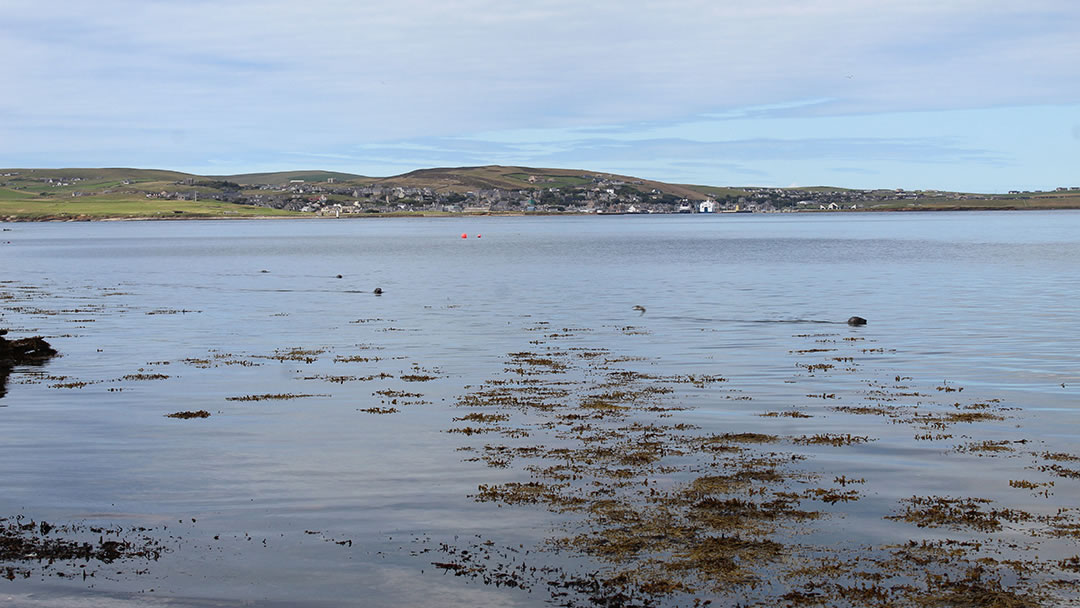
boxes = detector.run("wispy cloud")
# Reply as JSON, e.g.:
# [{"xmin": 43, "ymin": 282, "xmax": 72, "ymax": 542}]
[{"xmin": 2, "ymin": 0, "xmax": 1078, "ymax": 190}]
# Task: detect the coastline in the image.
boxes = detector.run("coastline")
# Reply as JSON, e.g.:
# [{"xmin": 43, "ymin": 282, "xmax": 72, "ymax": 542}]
[
  {"xmin": 5, "ymin": 206, "xmax": 1080, "ymax": 222},
  {"xmin": 5, "ymin": 166, "xmax": 1079, "ymax": 223}
]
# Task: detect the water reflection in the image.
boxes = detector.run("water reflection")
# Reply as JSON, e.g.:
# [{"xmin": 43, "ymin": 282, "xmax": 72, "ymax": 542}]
[{"xmin": 1, "ymin": 213, "xmax": 1078, "ymax": 606}]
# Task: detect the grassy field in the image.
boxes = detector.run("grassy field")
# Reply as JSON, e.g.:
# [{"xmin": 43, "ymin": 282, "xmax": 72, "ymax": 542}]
[
  {"xmin": 0, "ymin": 188, "xmax": 29, "ymax": 201},
  {"xmin": 0, "ymin": 193, "xmax": 299, "ymax": 220},
  {"xmin": 869, "ymin": 193, "xmax": 1080, "ymax": 210}
]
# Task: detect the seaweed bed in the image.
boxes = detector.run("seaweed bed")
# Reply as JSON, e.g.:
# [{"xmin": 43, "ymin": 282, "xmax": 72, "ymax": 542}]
[
  {"xmin": 1, "ymin": 280, "xmax": 1078, "ymax": 607},
  {"xmin": 416, "ymin": 333, "xmax": 1080, "ymax": 607}
]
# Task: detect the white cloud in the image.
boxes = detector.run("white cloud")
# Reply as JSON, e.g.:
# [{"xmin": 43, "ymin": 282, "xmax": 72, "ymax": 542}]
[
  {"xmin": 8, "ymin": 1, "xmax": 1078, "ymax": 129},
  {"xmin": 2, "ymin": 0, "xmax": 1078, "ymax": 188}
]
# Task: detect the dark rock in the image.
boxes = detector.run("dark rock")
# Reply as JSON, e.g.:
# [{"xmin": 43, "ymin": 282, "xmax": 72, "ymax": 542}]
[
  {"xmin": 847, "ymin": 316, "xmax": 868, "ymax": 326},
  {"xmin": 0, "ymin": 332, "xmax": 59, "ymax": 399},
  {"xmin": 0, "ymin": 335, "xmax": 57, "ymax": 365}
]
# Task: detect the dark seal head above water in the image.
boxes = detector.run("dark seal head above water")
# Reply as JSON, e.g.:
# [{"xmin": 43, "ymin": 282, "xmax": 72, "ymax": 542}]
[{"xmin": 847, "ymin": 316, "xmax": 867, "ymax": 326}]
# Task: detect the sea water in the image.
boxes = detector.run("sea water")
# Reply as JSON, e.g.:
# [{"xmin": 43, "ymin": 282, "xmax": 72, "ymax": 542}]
[{"xmin": 1, "ymin": 211, "xmax": 1078, "ymax": 606}]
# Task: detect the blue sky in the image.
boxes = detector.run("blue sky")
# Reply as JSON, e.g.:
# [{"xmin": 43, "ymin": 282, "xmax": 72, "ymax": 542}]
[{"xmin": 2, "ymin": 0, "xmax": 1078, "ymax": 192}]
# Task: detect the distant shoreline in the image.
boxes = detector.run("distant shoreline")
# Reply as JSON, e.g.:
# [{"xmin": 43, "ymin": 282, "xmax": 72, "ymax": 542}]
[
  {"xmin": 5, "ymin": 207, "xmax": 1080, "ymax": 222},
  {"xmin": 4, "ymin": 166, "xmax": 1079, "ymax": 220}
]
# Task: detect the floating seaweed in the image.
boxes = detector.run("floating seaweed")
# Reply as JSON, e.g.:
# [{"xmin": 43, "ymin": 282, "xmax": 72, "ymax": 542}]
[
  {"xmin": 225, "ymin": 393, "xmax": 326, "ymax": 402},
  {"xmin": 166, "ymin": 410, "xmax": 210, "ymax": 419}
]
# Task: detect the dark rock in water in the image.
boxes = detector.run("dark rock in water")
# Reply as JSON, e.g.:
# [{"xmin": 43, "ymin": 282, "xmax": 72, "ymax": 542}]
[
  {"xmin": 0, "ymin": 333, "xmax": 57, "ymax": 365},
  {"xmin": 0, "ymin": 332, "xmax": 59, "ymax": 399},
  {"xmin": 373, "ymin": 287, "xmax": 383, "ymax": 295},
  {"xmin": 847, "ymin": 316, "xmax": 868, "ymax": 326}
]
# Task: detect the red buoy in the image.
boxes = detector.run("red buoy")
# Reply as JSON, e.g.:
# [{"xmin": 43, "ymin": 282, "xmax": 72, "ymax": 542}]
[
  {"xmin": 476, "ymin": 234, "xmax": 482, "ymax": 239},
  {"xmin": 461, "ymin": 233, "xmax": 468, "ymax": 239}
]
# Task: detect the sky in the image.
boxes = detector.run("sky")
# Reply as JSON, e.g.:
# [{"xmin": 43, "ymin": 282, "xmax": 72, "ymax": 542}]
[{"xmin": 2, "ymin": 0, "xmax": 1078, "ymax": 192}]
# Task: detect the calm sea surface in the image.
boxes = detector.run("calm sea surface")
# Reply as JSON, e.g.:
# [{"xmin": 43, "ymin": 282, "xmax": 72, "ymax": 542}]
[{"xmin": 1, "ymin": 212, "xmax": 1078, "ymax": 606}]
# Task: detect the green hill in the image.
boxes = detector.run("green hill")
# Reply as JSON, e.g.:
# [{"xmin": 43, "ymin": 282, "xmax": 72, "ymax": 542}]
[
  {"xmin": 0, "ymin": 168, "xmax": 195, "ymax": 182},
  {"xmin": 214, "ymin": 170, "xmax": 367, "ymax": 186}
]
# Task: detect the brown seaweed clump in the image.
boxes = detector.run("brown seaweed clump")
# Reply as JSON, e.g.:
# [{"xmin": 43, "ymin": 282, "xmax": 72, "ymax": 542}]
[
  {"xmin": 166, "ymin": 410, "xmax": 211, "ymax": 419},
  {"xmin": 1, "ymin": 515, "xmax": 166, "ymax": 580},
  {"xmin": 225, "ymin": 393, "xmax": 325, "ymax": 402},
  {"xmin": 886, "ymin": 495, "xmax": 1033, "ymax": 533}
]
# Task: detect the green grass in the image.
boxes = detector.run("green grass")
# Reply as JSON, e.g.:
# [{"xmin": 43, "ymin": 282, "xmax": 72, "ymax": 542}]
[
  {"xmin": 0, "ymin": 194, "xmax": 299, "ymax": 220},
  {"xmin": 0, "ymin": 188, "xmax": 29, "ymax": 201}
]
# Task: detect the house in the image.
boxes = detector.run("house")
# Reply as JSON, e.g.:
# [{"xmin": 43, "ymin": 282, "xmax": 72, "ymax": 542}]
[{"xmin": 699, "ymin": 200, "xmax": 716, "ymax": 213}]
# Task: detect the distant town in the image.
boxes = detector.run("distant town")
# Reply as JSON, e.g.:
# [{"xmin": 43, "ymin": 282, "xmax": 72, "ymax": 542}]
[
  {"xmin": 2, "ymin": 166, "xmax": 1079, "ymax": 220},
  {"xmin": 155, "ymin": 175, "xmax": 1080, "ymax": 216}
]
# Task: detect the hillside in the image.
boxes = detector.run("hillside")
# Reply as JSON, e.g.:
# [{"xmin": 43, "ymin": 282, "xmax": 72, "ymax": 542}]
[
  {"xmin": 370, "ymin": 165, "xmax": 714, "ymax": 199},
  {"xmin": 213, "ymin": 170, "xmax": 368, "ymax": 187}
]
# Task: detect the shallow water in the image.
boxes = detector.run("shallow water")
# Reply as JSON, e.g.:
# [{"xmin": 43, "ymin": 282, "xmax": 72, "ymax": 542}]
[{"xmin": 1, "ymin": 212, "xmax": 1078, "ymax": 606}]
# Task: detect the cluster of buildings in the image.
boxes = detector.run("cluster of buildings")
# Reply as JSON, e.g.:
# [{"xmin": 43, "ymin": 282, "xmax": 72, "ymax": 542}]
[
  {"xmin": 215, "ymin": 178, "xmax": 810, "ymax": 215},
  {"xmin": 6, "ymin": 170, "xmax": 1076, "ymax": 214},
  {"xmin": 131, "ymin": 179, "xmax": 1045, "ymax": 215}
]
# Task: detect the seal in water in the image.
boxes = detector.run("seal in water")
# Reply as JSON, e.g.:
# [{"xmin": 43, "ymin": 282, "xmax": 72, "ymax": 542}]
[
  {"xmin": 373, "ymin": 287, "xmax": 383, "ymax": 295},
  {"xmin": 847, "ymin": 316, "xmax": 867, "ymax": 326}
]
